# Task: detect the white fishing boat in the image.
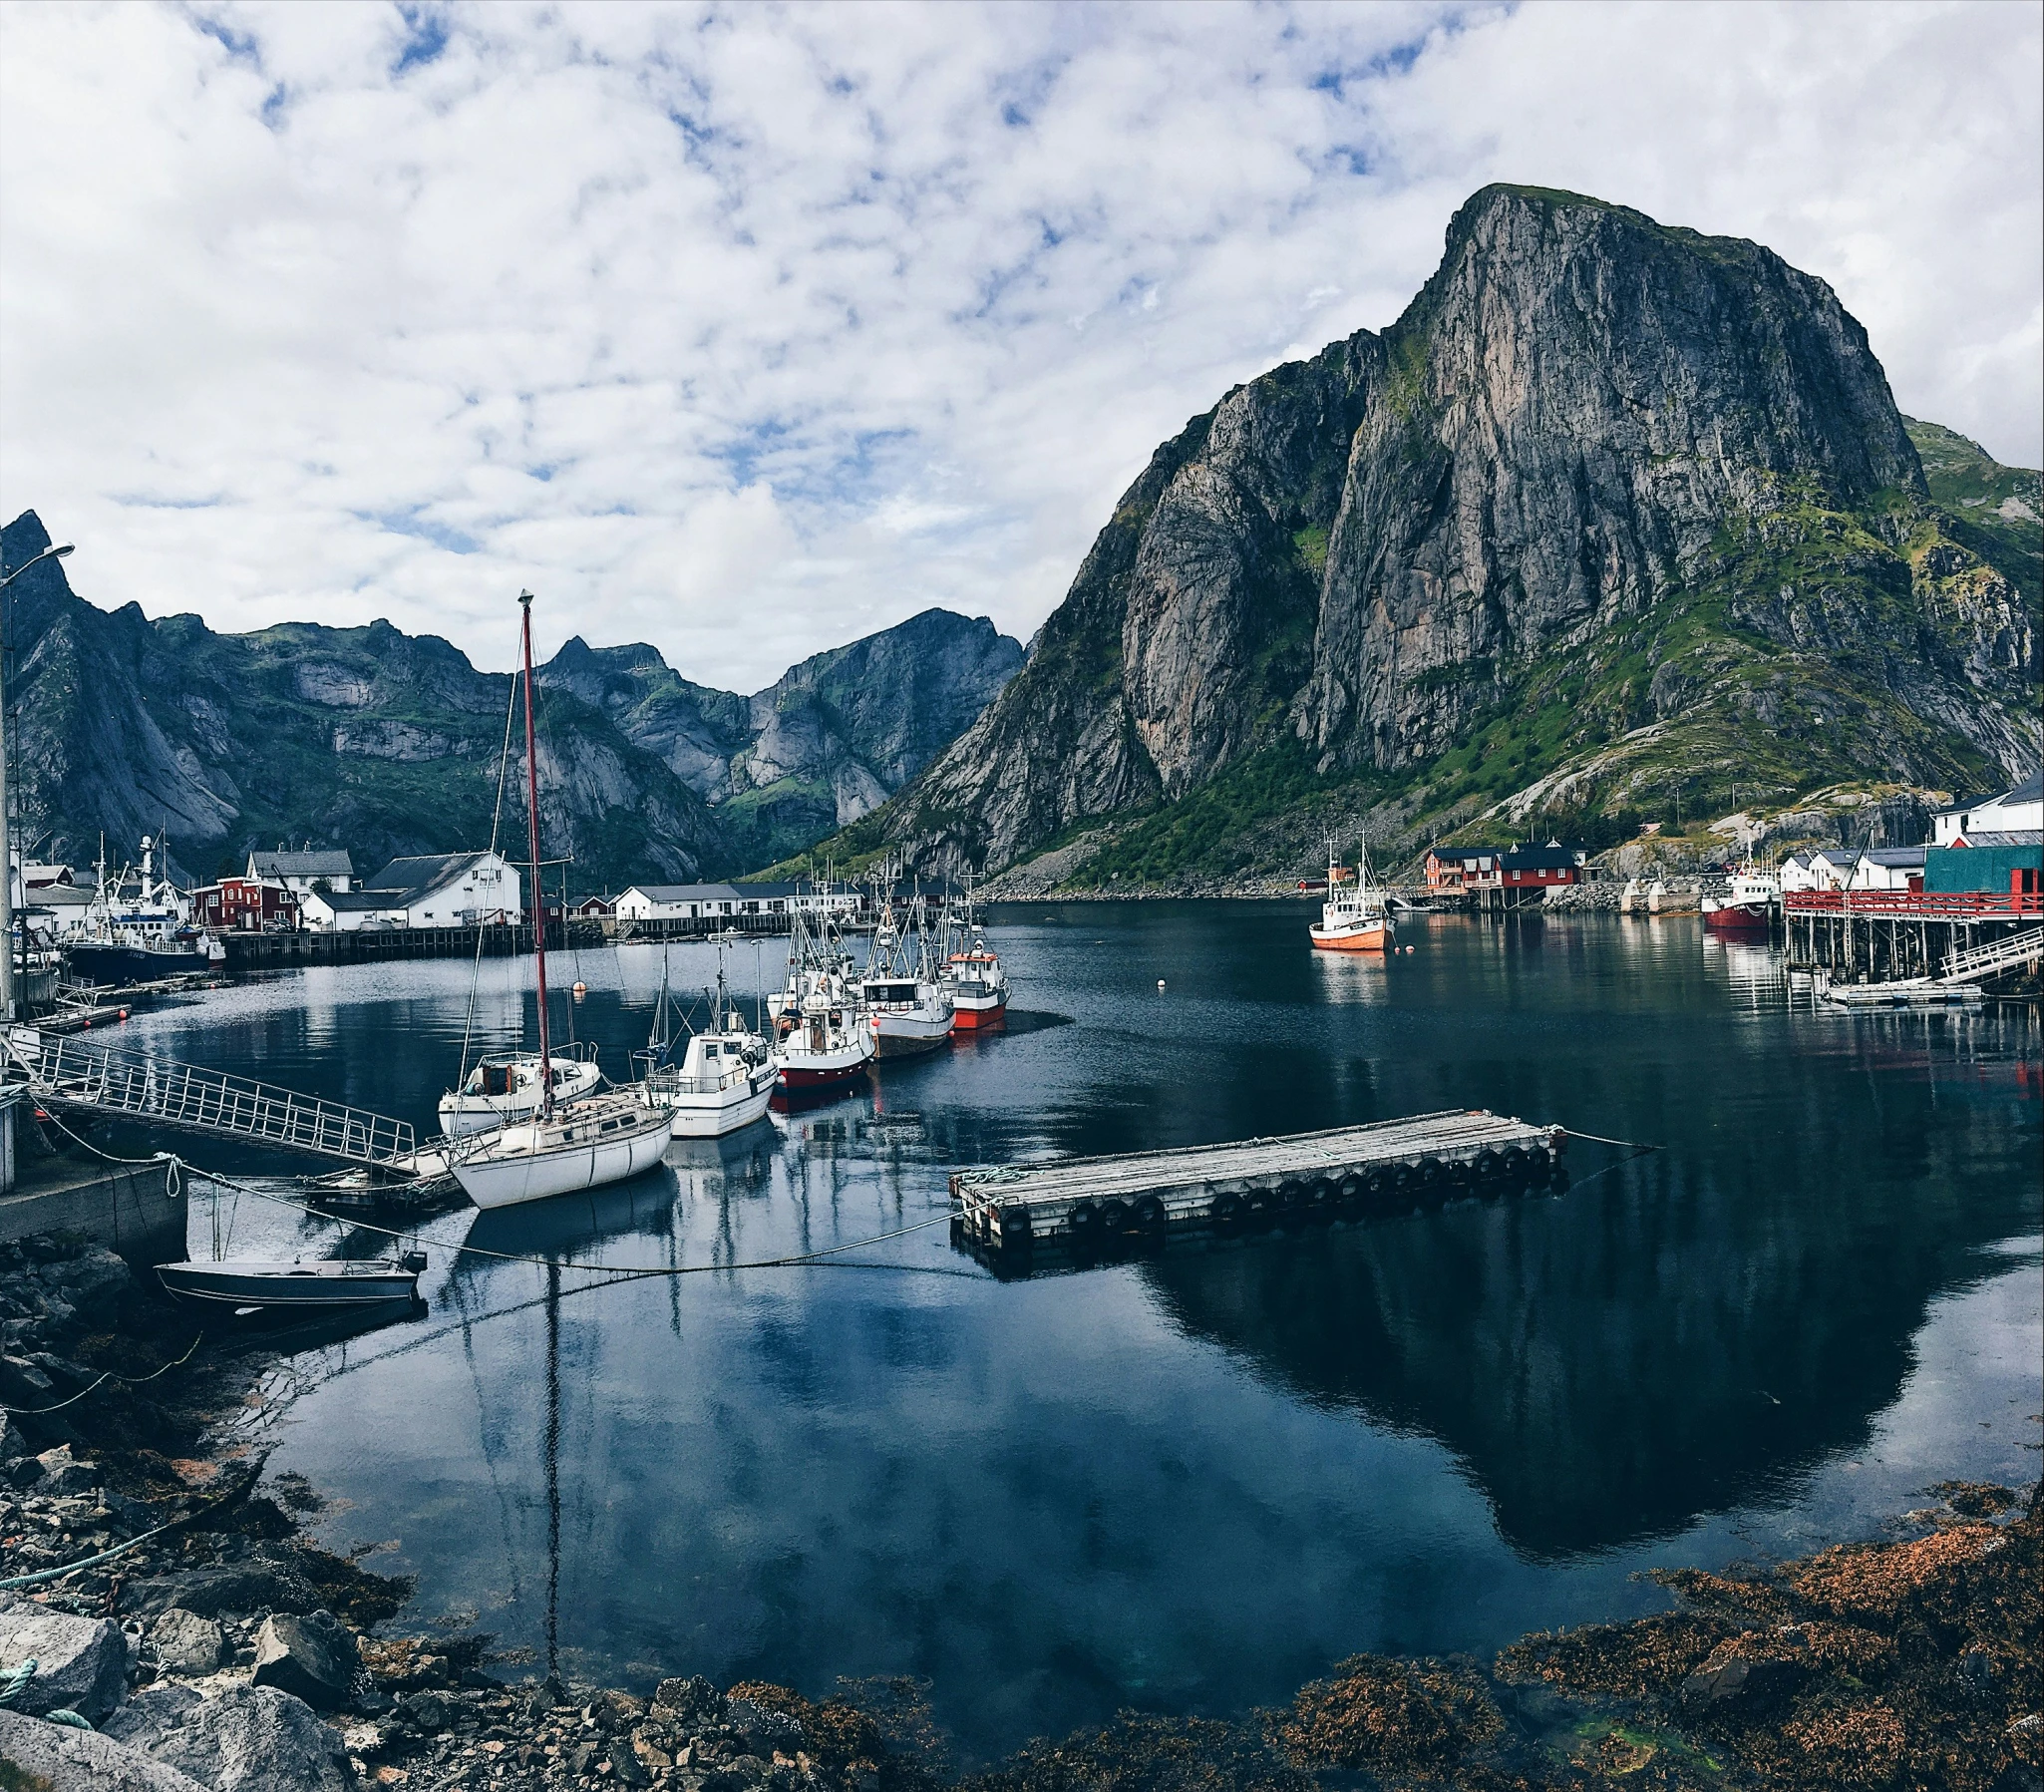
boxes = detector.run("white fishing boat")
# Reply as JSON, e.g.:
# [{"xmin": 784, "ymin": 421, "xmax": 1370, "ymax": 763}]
[
  {"xmin": 633, "ymin": 952, "xmax": 777, "ymax": 1137},
  {"xmin": 438, "ymin": 1045, "xmax": 601, "ymax": 1136},
  {"xmin": 769, "ymin": 905, "xmax": 874, "ymax": 1089},
  {"xmin": 448, "ymin": 590, "xmax": 672, "ymax": 1211},
  {"xmin": 1308, "ymin": 836, "xmax": 1394, "ymax": 952},
  {"xmin": 859, "ymin": 889, "xmax": 952, "ymax": 1057}
]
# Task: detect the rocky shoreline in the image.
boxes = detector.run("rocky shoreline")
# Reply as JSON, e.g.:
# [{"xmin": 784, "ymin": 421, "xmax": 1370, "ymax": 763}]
[{"xmin": 0, "ymin": 1232, "xmax": 2036, "ymax": 1792}]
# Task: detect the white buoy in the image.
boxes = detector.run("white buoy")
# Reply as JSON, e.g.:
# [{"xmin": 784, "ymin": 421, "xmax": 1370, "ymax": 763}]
[
  {"xmin": 1157, "ymin": 978, "xmax": 1167, "ymax": 990},
  {"xmin": 572, "ymin": 980, "xmax": 588, "ymax": 1000}
]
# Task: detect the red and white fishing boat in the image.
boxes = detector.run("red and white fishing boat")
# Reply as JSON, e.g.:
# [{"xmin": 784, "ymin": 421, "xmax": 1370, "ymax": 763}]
[
  {"xmin": 939, "ymin": 888, "xmax": 1009, "ymax": 1031},
  {"xmin": 1702, "ymin": 865, "xmax": 1781, "ymax": 937},
  {"xmin": 769, "ymin": 906, "xmax": 875, "ymax": 1088},
  {"xmin": 1308, "ymin": 839, "xmax": 1394, "ymax": 953}
]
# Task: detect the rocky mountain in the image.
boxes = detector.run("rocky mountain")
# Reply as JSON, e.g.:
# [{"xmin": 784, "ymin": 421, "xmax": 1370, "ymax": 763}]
[
  {"xmin": 537, "ymin": 610, "xmax": 1022, "ymax": 870},
  {"xmin": 0, "ymin": 510, "xmax": 1021, "ymax": 891},
  {"xmin": 829, "ymin": 184, "xmax": 2041, "ymax": 887}
]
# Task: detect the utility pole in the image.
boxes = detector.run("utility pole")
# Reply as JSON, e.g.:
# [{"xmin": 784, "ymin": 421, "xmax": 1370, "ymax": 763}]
[{"xmin": 0, "ymin": 541, "xmax": 75, "ymax": 1021}]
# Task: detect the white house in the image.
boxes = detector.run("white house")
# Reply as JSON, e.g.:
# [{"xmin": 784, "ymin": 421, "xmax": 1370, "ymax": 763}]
[
  {"xmin": 247, "ymin": 849, "xmax": 356, "ymax": 894},
  {"xmin": 1931, "ymin": 771, "xmax": 2043, "ymax": 847},
  {"xmin": 1810, "ymin": 848, "xmax": 1864, "ymax": 891},
  {"xmin": 362, "ymin": 852, "xmax": 522, "ymax": 927},
  {"xmin": 299, "ymin": 889, "xmax": 410, "ymax": 932},
  {"xmin": 1850, "ymin": 846, "xmax": 1926, "ymax": 893},
  {"xmin": 613, "ymin": 884, "xmax": 746, "ymax": 923},
  {"xmin": 1779, "ymin": 854, "xmax": 1824, "ymax": 895}
]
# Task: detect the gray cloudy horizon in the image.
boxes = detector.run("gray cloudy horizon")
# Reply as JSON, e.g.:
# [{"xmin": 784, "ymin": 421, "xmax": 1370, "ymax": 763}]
[{"xmin": 2, "ymin": 0, "xmax": 2038, "ymax": 690}]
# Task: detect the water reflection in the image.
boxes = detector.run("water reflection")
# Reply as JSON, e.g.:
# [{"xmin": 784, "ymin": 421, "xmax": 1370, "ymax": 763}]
[{"xmin": 111, "ymin": 910, "xmax": 2038, "ymax": 1758}]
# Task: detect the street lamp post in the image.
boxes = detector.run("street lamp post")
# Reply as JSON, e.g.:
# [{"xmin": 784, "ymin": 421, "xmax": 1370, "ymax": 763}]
[{"xmin": 0, "ymin": 541, "xmax": 76, "ymax": 1020}]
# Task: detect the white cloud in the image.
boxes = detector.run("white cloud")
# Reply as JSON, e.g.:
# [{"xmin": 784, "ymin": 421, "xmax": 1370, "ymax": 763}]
[{"xmin": 1, "ymin": 0, "xmax": 2036, "ymax": 689}]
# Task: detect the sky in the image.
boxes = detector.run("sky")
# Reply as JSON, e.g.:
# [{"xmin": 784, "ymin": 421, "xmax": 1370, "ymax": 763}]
[{"xmin": 2, "ymin": 1, "xmax": 2039, "ymax": 690}]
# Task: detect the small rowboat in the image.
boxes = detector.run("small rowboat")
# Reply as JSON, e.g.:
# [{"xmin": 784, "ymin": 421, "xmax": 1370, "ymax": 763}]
[{"xmin": 158, "ymin": 1254, "xmax": 427, "ymax": 1310}]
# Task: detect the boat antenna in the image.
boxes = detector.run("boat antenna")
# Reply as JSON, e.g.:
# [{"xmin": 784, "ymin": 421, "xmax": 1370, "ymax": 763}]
[{"xmin": 518, "ymin": 590, "xmax": 554, "ymax": 1121}]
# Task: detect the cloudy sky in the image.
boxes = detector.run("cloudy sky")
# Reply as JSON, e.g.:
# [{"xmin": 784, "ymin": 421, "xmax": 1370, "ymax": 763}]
[{"xmin": 2, "ymin": 1, "xmax": 2038, "ymax": 688}]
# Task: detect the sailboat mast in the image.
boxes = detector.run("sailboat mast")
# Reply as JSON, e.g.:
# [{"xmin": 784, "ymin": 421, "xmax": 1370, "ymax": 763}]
[{"xmin": 519, "ymin": 590, "xmax": 554, "ymax": 1120}]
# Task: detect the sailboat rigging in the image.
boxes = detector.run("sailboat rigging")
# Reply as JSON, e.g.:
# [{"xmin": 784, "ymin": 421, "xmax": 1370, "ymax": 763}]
[{"xmin": 448, "ymin": 591, "xmax": 670, "ymax": 1209}]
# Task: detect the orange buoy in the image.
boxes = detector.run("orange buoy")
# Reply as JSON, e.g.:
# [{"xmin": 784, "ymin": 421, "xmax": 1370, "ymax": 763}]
[
  {"xmin": 120, "ymin": 1008, "xmax": 131, "ymax": 1020},
  {"xmin": 571, "ymin": 980, "xmax": 587, "ymax": 1000}
]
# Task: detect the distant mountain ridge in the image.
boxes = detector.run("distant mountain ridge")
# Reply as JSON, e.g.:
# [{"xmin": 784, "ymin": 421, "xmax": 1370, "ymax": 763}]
[
  {"xmin": 0, "ymin": 510, "xmax": 1022, "ymax": 892},
  {"xmin": 820, "ymin": 184, "xmax": 2041, "ymax": 888}
]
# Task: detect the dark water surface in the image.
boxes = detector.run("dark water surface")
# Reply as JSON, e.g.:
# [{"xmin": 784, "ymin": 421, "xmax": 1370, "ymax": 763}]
[{"xmin": 113, "ymin": 903, "xmax": 2040, "ymax": 1757}]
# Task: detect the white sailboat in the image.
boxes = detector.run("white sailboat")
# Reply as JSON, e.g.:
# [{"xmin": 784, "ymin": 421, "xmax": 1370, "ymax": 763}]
[
  {"xmin": 438, "ymin": 1044, "xmax": 601, "ymax": 1136},
  {"xmin": 449, "ymin": 592, "xmax": 671, "ymax": 1211},
  {"xmin": 632, "ymin": 949, "xmax": 777, "ymax": 1138}
]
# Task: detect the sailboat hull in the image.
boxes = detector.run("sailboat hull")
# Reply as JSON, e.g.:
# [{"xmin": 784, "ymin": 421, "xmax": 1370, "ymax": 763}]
[
  {"xmin": 660, "ymin": 1075, "xmax": 777, "ymax": 1138},
  {"xmin": 453, "ymin": 1116, "xmax": 670, "ymax": 1209}
]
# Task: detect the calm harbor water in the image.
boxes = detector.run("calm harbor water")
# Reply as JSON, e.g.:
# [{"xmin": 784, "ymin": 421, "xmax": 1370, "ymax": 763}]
[{"xmin": 108, "ymin": 902, "xmax": 2040, "ymax": 1758}]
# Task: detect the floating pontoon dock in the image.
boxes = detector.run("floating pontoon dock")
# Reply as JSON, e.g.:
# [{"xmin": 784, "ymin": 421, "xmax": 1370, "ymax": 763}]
[{"xmin": 950, "ymin": 1108, "xmax": 1565, "ymax": 1253}]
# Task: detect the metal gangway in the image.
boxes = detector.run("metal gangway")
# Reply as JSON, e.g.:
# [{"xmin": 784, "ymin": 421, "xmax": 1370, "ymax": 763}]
[
  {"xmin": 2, "ymin": 1025, "xmax": 427, "ymax": 1175},
  {"xmin": 1939, "ymin": 925, "xmax": 2043, "ymax": 985}
]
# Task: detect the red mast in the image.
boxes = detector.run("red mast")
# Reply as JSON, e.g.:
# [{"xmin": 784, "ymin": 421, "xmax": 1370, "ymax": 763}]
[{"xmin": 518, "ymin": 590, "xmax": 553, "ymax": 1121}]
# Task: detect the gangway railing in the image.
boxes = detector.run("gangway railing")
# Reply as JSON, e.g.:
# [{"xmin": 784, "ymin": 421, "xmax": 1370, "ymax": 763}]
[
  {"xmin": 1938, "ymin": 925, "xmax": 2044, "ymax": 985},
  {"xmin": 2, "ymin": 1026, "xmax": 419, "ymax": 1171}
]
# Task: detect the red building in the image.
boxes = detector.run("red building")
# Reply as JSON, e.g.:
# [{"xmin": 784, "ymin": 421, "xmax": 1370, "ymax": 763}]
[
  {"xmin": 1426, "ymin": 842, "xmax": 1589, "ymax": 895},
  {"xmin": 191, "ymin": 878, "xmax": 300, "ymax": 931}
]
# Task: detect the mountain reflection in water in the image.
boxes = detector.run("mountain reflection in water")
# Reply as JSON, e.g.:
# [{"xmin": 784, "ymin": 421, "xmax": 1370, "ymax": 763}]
[{"xmin": 114, "ymin": 905, "xmax": 2040, "ymax": 1759}]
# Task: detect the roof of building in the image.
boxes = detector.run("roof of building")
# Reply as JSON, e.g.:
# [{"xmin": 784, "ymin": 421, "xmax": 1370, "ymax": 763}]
[
  {"xmin": 305, "ymin": 889, "xmax": 407, "ymax": 912},
  {"xmin": 1499, "ymin": 843, "xmax": 1585, "ymax": 871},
  {"xmin": 1813, "ymin": 846, "xmax": 1864, "ymax": 865},
  {"xmin": 1428, "ymin": 848, "xmax": 1497, "ymax": 864},
  {"xmin": 29, "ymin": 884, "xmax": 95, "ymax": 907},
  {"xmin": 1949, "ymin": 829, "xmax": 2044, "ymax": 849},
  {"xmin": 1934, "ymin": 769, "xmax": 2043, "ymax": 818},
  {"xmin": 364, "ymin": 852, "xmax": 510, "ymax": 899},
  {"xmin": 619, "ymin": 884, "xmax": 746, "ymax": 904},
  {"xmin": 1859, "ymin": 846, "xmax": 1927, "ymax": 868},
  {"xmin": 250, "ymin": 850, "xmax": 355, "ymax": 879}
]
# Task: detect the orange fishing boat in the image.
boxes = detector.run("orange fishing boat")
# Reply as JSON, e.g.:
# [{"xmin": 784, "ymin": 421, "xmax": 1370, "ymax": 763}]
[{"xmin": 1308, "ymin": 838, "xmax": 1394, "ymax": 952}]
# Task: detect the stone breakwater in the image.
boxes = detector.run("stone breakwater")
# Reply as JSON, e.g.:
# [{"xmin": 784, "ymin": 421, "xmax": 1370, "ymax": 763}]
[{"xmin": 0, "ymin": 1231, "xmax": 2036, "ymax": 1792}]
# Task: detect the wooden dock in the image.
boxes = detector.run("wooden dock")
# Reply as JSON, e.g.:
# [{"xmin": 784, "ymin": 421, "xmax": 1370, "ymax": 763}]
[{"xmin": 949, "ymin": 1109, "xmax": 1565, "ymax": 1253}]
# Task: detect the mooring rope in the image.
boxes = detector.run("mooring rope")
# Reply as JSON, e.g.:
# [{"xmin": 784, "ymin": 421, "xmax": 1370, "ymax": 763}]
[
  {"xmin": 0, "ymin": 1455, "xmax": 270, "ymax": 1593},
  {"xmin": 0, "ymin": 1332, "xmax": 204, "ymax": 1417}
]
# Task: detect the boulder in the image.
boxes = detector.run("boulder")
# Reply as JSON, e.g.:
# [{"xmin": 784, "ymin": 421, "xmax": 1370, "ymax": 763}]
[
  {"xmin": 124, "ymin": 1559, "xmax": 320, "ymax": 1619},
  {"xmin": 145, "ymin": 1684, "xmax": 354, "ymax": 1792},
  {"xmin": 0, "ymin": 1707, "xmax": 209, "ymax": 1792},
  {"xmin": 103, "ymin": 1682, "xmax": 205, "ymax": 1747},
  {"xmin": 0, "ymin": 1415, "xmax": 30, "ymax": 1462},
  {"xmin": 249, "ymin": 1611, "xmax": 358, "ymax": 1709},
  {"xmin": 728, "ymin": 1696, "xmax": 806, "ymax": 1756},
  {"xmin": 36, "ymin": 1247, "xmax": 133, "ymax": 1319},
  {"xmin": 396, "ymin": 1688, "xmax": 451, "ymax": 1732},
  {"xmin": 1678, "ymin": 1652, "xmax": 1804, "ymax": 1712},
  {"xmin": 652, "ymin": 1674, "xmax": 725, "ymax": 1726},
  {"xmin": 32, "ymin": 1444, "xmax": 100, "ymax": 1498},
  {"xmin": 151, "ymin": 1608, "xmax": 226, "ymax": 1676},
  {"xmin": 0, "ymin": 1593, "xmax": 132, "ymax": 1721},
  {"xmin": 0, "ymin": 1355, "xmax": 55, "ymax": 1405}
]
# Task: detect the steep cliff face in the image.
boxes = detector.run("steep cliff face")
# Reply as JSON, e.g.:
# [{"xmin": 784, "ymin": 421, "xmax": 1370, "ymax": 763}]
[
  {"xmin": 0, "ymin": 513, "xmax": 1019, "ymax": 889},
  {"xmin": 851, "ymin": 185, "xmax": 2040, "ymax": 882}
]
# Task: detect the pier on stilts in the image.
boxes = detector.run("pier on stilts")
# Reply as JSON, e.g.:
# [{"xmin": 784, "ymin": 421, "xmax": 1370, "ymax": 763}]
[
  {"xmin": 1784, "ymin": 891, "xmax": 2042, "ymax": 988},
  {"xmin": 950, "ymin": 1109, "xmax": 1565, "ymax": 1257},
  {"xmin": 2, "ymin": 1025, "xmax": 447, "ymax": 1182}
]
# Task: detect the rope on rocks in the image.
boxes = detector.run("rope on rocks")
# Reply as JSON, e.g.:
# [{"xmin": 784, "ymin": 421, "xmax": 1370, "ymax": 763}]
[
  {"xmin": 0, "ymin": 1454, "xmax": 271, "ymax": 1594},
  {"xmin": 1, "ymin": 1332, "xmax": 205, "ymax": 1417},
  {"xmin": 0, "ymin": 1655, "xmax": 93, "ymax": 1729}
]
